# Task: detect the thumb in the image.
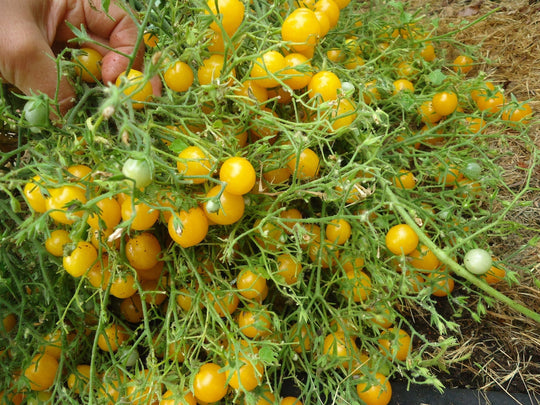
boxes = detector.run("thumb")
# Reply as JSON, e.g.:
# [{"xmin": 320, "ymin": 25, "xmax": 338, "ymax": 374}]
[{"xmin": 0, "ymin": 22, "xmax": 75, "ymax": 118}]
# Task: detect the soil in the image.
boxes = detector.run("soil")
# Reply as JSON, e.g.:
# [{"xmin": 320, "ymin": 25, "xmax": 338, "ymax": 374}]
[{"xmin": 406, "ymin": 0, "xmax": 540, "ymax": 396}]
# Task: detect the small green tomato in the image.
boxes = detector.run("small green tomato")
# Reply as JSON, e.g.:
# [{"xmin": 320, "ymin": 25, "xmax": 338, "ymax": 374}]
[
  {"xmin": 122, "ymin": 158, "xmax": 153, "ymax": 188},
  {"xmin": 23, "ymin": 99, "xmax": 49, "ymax": 133},
  {"xmin": 463, "ymin": 248, "xmax": 492, "ymax": 275},
  {"xmin": 462, "ymin": 162, "xmax": 482, "ymax": 180},
  {"xmin": 117, "ymin": 346, "xmax": 139, "ymax": 367}
]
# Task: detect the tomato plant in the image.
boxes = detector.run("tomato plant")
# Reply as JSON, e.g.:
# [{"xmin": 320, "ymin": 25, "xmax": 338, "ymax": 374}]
[
  {"xmin": 23, "ymin": 176, "xmax": 48, "ymax": 213},
  {"xmin": 326, "ymin": 218, "xmax": 351, "ymax": 245},
  {"xmin": 2, "ymin": 0, "xmax": 538, "ymax": 403},
  {"xmin": 331, "ymin": 98, "xmax": 357, "ymax": 131},
  {"xmin": 86, "ymin": 255, "xmax": 111, "ymax": 289},
  {"xmin": 237, "ymin": 267, "xmax": 268, "ymax": 301},
  {"xmin": 250, "ymin": 50, "xmax": 286, "ymax": 89},
  {"xmin": 143, "ymin": 31, "xmax": 159, "ymax": 48},
  {"xmin": 198, "ymin": 54, "xmax": 235, "ymax": 85},
  {"xmin": 238, "ymin": 305, "xmax": 272, "ymax": 339},
  {"xmin": 501, "ymin": 102, "xmax": 533, "ymax": 125},
  {"xmin": 120, "ymin": 295, "xmax": 144, "ymax": 323},
  {"xmin": 246, "ymin": 383, "xmax": 276, "ymax": 405},
  {"xmin": 322, "ymin": 331, "xmax": 358, "ymax": 368},
  {"xmin": 452, "ymin": 55, "xmax": 473, "ymax": 74},
  {"xmin": 427, "ymin": 270, "xmax": 455, "ymax": 297},
  {"xmin": 109, "ymin": 272, "xmax": 138, "ymax": 299},
  {"xmin": 290, "ymin": 323, "xmax": 312, "ymax": 353},
  {"xmin": 160, "ymin": 389, "xmax": 196, "ymax": 405},
  {"xmin": 2, "ymin": 314, "xmax": 17, "ymax": 335},
  {"xmin": 418, "ymin": 100, "xmax": 442, "ymax": 124},
  {"xmin": 67, "ymin": 364, "xmax": 92, "ymax": 394},
  {"xmin": 474, "ymin": 85, "xmax": 505, "ymax": 114},
  {"xmin": 281, "ymin": 397, "xmax": 303, "ymax": 405},
  {"xmin": 341, "ymin": 269, "xmax": 372, "ymax": 302},
  {"xmin": 276, "ymin": 253, "xmax": 303, "ymax": 285},
  {"xmin": 481, "ymin": 264, "xmax": 506, "ymax": 285},
  {"xmin": 208, "ymin": 288, "xmax": 239, "ymax": 317},
  {"xmin": 283, "ymin": 53, "xmax": 313, "ymax": 90},
  {"xmin": 287, "ymin": 148, "xmax": 320, "ymax": 180},
  {"xmin": 392, "ymin": 169, "xmax": 416, "ymax": 189},
  {"xmin": 392, "ymin": 79, "xmax": 414, "ymax": 94},
  {"xmin": 377, "ymin": 327, "xmax": 412, "ymax": 361},
  {"xmin": 407, "ymin": 244, "xmax": 440, "ymax": 272},
  {"xmin": 235, "ymin": 79, "xmax": 269, "ymax": 104},
  {"xmin": 226, "ymin": 356, "xmax": 263, "ymax": 392}
]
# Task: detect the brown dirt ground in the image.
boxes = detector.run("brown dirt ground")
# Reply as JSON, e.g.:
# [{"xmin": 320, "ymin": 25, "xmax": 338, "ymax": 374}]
[{"xmin": 408, "ymin": 0, "xmax": 540, "ymax": 396}]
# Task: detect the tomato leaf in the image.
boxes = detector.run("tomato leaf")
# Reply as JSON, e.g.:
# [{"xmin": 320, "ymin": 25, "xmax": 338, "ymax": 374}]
[
  {"xmin": 426, "ymin": 69, "xmax": 446, "ymax": 86},
  {"xmin": 169, "ymin": 138, "xmax": 189, "ymax": 153},
  {"xmin": 259, "ymin": 346, "xmax": 278, "ymax": 364}
]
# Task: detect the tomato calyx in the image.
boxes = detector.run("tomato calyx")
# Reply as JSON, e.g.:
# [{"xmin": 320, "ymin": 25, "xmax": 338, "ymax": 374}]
[{"xmin": 205, "ymin": 198, "xmax": 221, "ymax": 214}]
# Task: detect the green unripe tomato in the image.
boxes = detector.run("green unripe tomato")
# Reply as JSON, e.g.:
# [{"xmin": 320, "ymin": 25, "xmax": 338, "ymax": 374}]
[
  {"xmin": 462, "ymin": 162, "xmax": 482, "ymax": 180},
  {"xmin": 117, "ymin": 346, "xmax": 139, "ymax": 367},
  {"xmin": 23, "ymin": 99, "xmax": 49, "ymax": 133},
  {"xmin": 122, "ymin": 158, "xmax": 153, "ymax": 188},
  {"xmin": 463, "ymin": 248, "xmax": 492, "ymax": 275}
]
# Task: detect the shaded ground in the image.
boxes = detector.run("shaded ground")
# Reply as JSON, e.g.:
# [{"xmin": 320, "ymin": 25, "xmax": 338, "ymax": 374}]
[{"xmin": 408, "ymin": 0, "xmax": 540, "ymax": 396}]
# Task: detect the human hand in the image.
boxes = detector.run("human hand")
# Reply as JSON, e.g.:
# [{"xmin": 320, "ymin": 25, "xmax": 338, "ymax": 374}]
[{"xmin": 0, "ymin": 0, "xmax": 161, "ymax": 118}]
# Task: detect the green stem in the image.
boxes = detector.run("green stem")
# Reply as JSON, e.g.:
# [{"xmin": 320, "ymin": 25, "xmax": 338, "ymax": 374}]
[
  {"xmin": 419, "ymin": 344, "xmax": 470, "ymax": 369},
  {"xmin": 422, "ymin": 7, "xmax": 500, "ymax": 42},
  {"xmin": 384, "ymin": 186, "xmax": 540, "ymax": 324}
]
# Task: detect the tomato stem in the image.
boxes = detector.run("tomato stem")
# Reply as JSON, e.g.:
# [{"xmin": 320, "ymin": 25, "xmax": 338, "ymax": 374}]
[
  {"xmin": 385, "ymin": 186, "xmax": 540, "ymax": 324},
  {"xmin": 418, "ymin": 338, "xmax": 471, "ymax": 370}
]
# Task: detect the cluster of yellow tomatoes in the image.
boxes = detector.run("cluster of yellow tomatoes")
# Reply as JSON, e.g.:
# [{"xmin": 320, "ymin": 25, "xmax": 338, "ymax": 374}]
[{"xmin": 1, "ymin": 0, "xmax": 534, "ymax": 404}]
